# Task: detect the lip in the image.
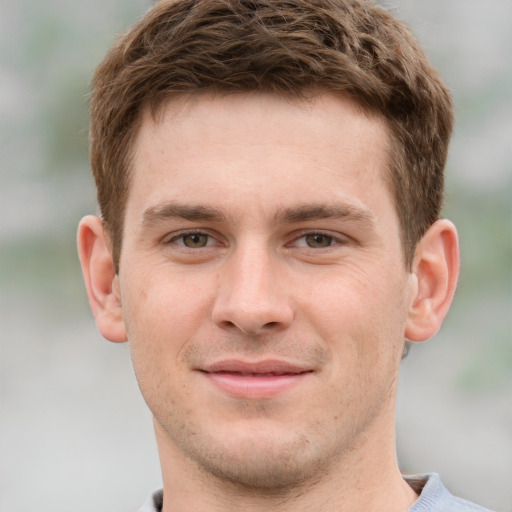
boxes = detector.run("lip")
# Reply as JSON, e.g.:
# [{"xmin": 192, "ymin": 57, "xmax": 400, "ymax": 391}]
[{"xmin": 198, "ymin": 359, "xmax": 313, "ymax": 399}]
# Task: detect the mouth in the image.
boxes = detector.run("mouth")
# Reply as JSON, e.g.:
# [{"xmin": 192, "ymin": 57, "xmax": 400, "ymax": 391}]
[{"xmin": 198, "ymin": 360, "xmax": 313, "ymax": 399}]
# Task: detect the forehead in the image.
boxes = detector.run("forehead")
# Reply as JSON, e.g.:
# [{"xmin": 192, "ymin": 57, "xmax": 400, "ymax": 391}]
[
  {"xmin": 141, "ymin": 92, "xmax": 388, "ymax": 150},
  {"xmin": 128, "ymin": 92, "xmax": 393, "ymax": 222}
]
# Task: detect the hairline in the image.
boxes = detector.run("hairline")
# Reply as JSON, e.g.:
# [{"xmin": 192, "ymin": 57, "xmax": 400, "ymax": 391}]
[{"xmin": 107, "ymin": 89, "xmax": 413, "ymax": 273}]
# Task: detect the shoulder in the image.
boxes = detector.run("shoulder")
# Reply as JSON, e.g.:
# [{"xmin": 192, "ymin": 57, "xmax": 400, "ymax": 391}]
[{"xmin": 405, "ymin": 473, "xmax": 494, "ymax": 512}]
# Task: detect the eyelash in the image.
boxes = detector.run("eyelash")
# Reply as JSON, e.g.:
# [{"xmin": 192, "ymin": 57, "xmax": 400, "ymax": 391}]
[
  {"xmin": 165, "ymin": 230, "xmax": 347, "ymax": 250},
  {"xmin": 166, "ymin": 230, "xmax": 221, "ymax": 249},
  {"xmin": 289, "ymin": 231, "xmax": 347, "ymax": 249}
]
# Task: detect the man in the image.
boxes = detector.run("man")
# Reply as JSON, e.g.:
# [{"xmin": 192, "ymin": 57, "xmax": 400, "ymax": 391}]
[{"xmin": 77, "ymin": 1, "xmax": 492, "ymax": 510}]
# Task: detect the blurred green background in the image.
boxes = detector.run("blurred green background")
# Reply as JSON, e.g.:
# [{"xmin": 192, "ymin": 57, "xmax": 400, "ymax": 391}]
[{"xmin": 0, "ymin": 0, "xmax": 510, "ymax": 511}]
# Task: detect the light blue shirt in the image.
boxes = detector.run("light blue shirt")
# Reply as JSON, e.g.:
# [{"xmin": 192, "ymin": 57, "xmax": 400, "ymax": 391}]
[
  {"xmin": 404, "ymin": 474, "xmax": 493, "ymax": 511},
  {"xmin": 139, "ymin": 473, "xmax": 493, "ymax": 511}
]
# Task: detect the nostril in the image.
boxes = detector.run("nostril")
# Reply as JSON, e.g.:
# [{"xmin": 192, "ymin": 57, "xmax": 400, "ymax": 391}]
[{"xmin": 212, "ymin": 301, "xmax": 294, "ymax": 334}]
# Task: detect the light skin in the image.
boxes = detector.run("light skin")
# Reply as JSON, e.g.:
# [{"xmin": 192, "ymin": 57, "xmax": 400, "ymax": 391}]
[{"xmin": 78, "ymin": 92, "xmax": 459, "ymax": 511}]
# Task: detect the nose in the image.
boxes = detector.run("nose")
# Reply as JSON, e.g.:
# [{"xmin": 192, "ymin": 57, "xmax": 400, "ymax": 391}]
[{"xmin": 211, "ymin": 245, "xmax": 294, "ymax": 336}]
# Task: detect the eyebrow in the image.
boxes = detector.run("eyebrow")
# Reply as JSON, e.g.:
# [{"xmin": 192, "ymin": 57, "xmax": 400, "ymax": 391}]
[
  {"xmin": 273, "ymin": 203, "xmax": 376, "ymax": 226},
  {"xmin": 141, "ymin": 201, "xmax": 375, "ymax": 228},
  {"xmin": 142, "ymin": 203, "xmax": 228, "ymax": 228}
]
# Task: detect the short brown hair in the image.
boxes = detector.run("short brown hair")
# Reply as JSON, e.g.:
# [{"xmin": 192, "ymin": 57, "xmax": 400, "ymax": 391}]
[{"xmin": 90, "ymin": 0, "xmax": 453, "ymax": 270}]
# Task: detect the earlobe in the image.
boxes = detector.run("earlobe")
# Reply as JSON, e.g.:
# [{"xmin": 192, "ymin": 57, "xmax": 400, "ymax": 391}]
[
  {"xmin": 77, "ymin": 215, "xmax": 128, "ymax": 343},
  {"xmin": 405, "ymin": 219, "xmax": 460, "ymax": 342}
]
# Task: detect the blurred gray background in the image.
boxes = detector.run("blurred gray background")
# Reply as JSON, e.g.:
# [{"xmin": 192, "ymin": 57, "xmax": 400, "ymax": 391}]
[{"xmin": 0, "ymin": 0, "xmax": 510, "ymax": 511}]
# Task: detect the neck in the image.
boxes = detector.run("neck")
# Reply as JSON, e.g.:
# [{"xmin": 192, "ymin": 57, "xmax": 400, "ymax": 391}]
[{"xmin": 155, "ymin": 398, "xmax": 417, "ymax": 512}]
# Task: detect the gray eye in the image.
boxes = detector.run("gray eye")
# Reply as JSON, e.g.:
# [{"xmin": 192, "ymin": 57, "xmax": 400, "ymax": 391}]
[{"xmin": 305, "ymin": 234, "xmax": 333, "ymax": 248}]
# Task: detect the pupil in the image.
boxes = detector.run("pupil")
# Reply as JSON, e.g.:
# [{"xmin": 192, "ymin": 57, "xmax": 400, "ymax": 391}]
[
  {"xmin": 184, "ymin": 234, "xmax": 207, "ymax": 247},
  {"xmin": 307, "ymin": 234, "xmax": 332, "ymax": 248}
]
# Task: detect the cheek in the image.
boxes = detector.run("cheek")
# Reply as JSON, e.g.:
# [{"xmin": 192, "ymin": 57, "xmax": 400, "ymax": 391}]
[
  {"xmin": 119, "ymin": 265, "xmax": 221, "ymax": 397},
  {"xmin": 299, "ymin": 261, "xmax": 408, "ymax": 361},
  {"xmin": 121, "ymin": 263, "xmax": 216, "ymax": 336},
  {"xmin": 299, "ymin": 262, "xmax": 390, "ymax": 323}
]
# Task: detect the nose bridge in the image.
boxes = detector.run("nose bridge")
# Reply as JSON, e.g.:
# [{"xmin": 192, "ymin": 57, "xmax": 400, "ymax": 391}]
[{"xmin": 212, "ymin": 238, "xmax": 293, "ymax": 334}]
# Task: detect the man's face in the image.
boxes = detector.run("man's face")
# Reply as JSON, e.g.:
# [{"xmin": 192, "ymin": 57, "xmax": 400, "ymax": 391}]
[{"xmin": 117, "ymin": 93, "xmax": 415, "ymax": 488}]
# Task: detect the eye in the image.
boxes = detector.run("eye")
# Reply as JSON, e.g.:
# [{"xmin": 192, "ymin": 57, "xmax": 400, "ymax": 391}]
[
  {"xmin": 304, "ymin": 234, "xmax": 334, "ymax": 248},
  {"xmin": 169, "ymin": 232, "xmax": 217, "ymax": 248},
  {"xmin": 292, "ymin": 232, "xmax": 338, "ymax": 248},
  {"xmin": 182, "ymin": 233, "xmax": 209, "ymax": 248}
]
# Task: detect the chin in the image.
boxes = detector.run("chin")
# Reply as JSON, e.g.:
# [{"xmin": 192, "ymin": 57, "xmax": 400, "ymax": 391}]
[
  {"xmin": 171, "ymin": 421, "xmax": 330, "ymax": 491},
  {"xmin": 196, "ymin": 436, "xmax": 326, "ymax": 491}
]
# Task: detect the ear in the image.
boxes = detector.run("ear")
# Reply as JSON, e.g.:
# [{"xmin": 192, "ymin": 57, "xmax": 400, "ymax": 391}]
[
  {"xmin": 405, "ymin": 219, "xmax": 460, "ymax": 342},
  {"xmin": 77, "ymin": 215, "xmax": 127, "ymax": 343}
]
